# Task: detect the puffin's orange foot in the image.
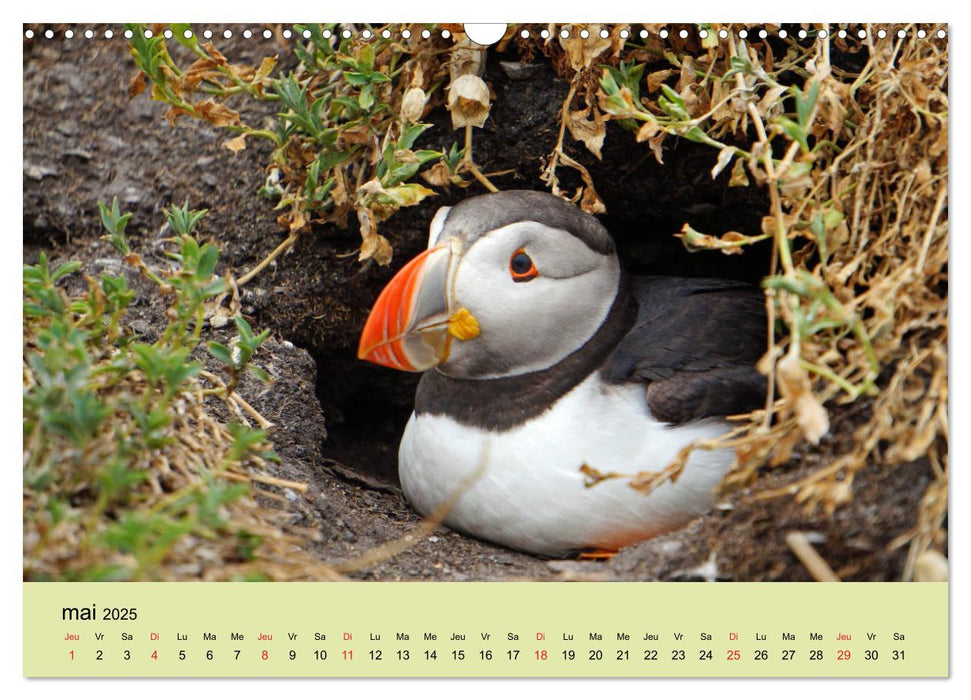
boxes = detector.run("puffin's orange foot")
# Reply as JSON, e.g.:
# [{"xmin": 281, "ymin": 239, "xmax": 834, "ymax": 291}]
[{"xmin": 577, "ymin": 548, "xmax": 618, "ymax": 561}]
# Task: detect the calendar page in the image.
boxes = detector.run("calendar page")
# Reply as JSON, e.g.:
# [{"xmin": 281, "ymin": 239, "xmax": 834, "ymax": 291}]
[{"xmin": 21, "ymin": 11, "xmax": 950, "ymax": 685}]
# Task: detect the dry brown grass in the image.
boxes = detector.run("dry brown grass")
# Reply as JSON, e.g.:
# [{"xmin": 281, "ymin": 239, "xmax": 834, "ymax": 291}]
[{"xmin": 547, "ymin": 23, "xmax": 947, "ymax": 578}]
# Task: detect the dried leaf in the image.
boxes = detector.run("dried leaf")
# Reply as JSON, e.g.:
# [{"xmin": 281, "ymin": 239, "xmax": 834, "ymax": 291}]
[
  {"xmin": 288, "ymin": 210, "xmax": 307, "ymax": 234},
  {"xmin": 163, "ymin": 104, "xmax": 191, "ymax": 127},
  {"xmin": 204, "ymin": 285, "xmax": 240, "ymax": 329},
  {"xmin": 711, "ymin": 147, "xmax": 735, "ymax": 179},
  {"xmin": 648, "ymin": 69, "xmax": 677, "ymax": 94},
  {"xmin": 255, "ymin": 56, "xmax": 278, "ymax": 82},
  {"xmin": 579, "ymin": 183, "xmax": 606, "ymax": 214},
  {"xmin": 223, "ymin": 133, "xmax": 247, "ymax": 155},
  {"xmin": 757, "ymin": 85, "xmax": 787, "ymax": 117},
  {"xmin": 384, "ymin": 183, "xmax": 436, "ymax": 207},
  {"xmin": 128, "ymin": 71, "xmax": 147, "ymax": 99},
  {"xmin": 201, "ymin": 42, "xmax": 227, "ymax": 65},
  {"xmin": 777, "ymin": 350, "xmax": 829, "ymax": 444},
  {"xmin": 819, "ymin": 84, "xmax": 848, "ymax": 135},
  {"xmin": 183, "ymin": 56, "xmax": 221, "ymax": 90},
  {"xmin": 341, "ymin": 124, "xmax": 372, "ymax": 146},
  {"xmin": 422, "ymin": 161, "xmax": 470, "ymax": 189},
  {"xmin": 566, "ymin": 105, "xmax": 606, "ymax": 159},
  {"xmin": 331, "ymin": 171, "xmax": 349, "ymax": 206},
  {"xmin": 579, "ymin": 463, "xmax": 623, "ymax": 488},
  {"xmin": 421, "ymin": 161, "xmax": 452, "ymax": 188},
  {"xmin": 635, "ymin": 119, "xmax": 660, "ymax": 143},
  {"xmin": 359, "ymin": 232, "xmax": 393, "ymax": 266},
  {"xmin": 559, "ymin": 25, "xmax": 612, "ymax": 71},
  {"xmin": 354, "ymin": 205, "xmax": 391, "ymax": 265},
  {"xmin": 681, "ymin": 87, "xmax": 703, "ymax": 118},
  {"xmin": 729, "ymin": 159, "xmax": 750, "ymax": 187},
  {"xmin": 193, "ymin": 100, "xmax": 240, "ymax": 127},
  {"xmin": 676, "ymin": 224, "xmax": 754, "ymax": 255},
  {"xmin": 647, "ymin": 131, "xmax": 666, "ymax": 164},
  {"xmin": 676, "ymin": 56, "xmax": 696, "ymax": 94},
  {"xmin": 558, "ymin": 152, "xmax": 605, "ymax": 214},
  {"xmin": 356, "ymin": 178, "xmax": 385, "ymax": 200}
]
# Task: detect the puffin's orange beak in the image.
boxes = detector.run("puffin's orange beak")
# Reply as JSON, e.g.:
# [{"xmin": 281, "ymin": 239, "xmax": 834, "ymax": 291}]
[{"xmin": 358, "ymin": 244, "xmax": 454, "ymax": 372}]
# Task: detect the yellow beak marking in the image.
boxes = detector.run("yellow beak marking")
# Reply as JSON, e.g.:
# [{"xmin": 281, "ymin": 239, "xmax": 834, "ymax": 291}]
[{"xmin": 447, "ymin": 307, "xmax": 481, "ymax": 341}]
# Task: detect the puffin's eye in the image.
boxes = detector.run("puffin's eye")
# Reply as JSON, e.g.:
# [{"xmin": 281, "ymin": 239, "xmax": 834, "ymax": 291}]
[{"xmin": 509, "ymin": 248, "xmax": 538, "ymax": 282}]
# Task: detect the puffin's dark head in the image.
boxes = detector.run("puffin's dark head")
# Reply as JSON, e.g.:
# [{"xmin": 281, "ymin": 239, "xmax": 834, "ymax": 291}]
[{"xmin": 358, "ymin": 190, "xmax": 620, "ymax": 379}]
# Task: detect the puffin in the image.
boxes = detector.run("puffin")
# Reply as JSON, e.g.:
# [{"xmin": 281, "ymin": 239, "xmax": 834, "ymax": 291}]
[{"xmin": 357, "ymin": 190, "xmax": 766, "ymax": 558}]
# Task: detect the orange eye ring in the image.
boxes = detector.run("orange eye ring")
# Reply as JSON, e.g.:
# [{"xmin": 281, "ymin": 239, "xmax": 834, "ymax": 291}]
[{"xmin": 509, "ymin": 248, "xmax": 539, "ymax": 282}]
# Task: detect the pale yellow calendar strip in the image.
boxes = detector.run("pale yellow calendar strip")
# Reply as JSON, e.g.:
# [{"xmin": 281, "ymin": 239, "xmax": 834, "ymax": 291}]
[{"xmin": 23, "ymin": 582, "xmax": 947, "ymax": 677}]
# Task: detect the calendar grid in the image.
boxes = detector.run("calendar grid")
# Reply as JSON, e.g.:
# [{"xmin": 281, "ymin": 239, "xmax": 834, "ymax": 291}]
[{"xmin": 24, "ymin": 582, "xmax": 947, "ymax": 677}]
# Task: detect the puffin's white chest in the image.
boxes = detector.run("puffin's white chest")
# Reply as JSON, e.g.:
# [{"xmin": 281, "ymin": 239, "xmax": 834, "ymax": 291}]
[{"xmin": 398, "ymin": 373, "xmax": 734, "ymax": 557}]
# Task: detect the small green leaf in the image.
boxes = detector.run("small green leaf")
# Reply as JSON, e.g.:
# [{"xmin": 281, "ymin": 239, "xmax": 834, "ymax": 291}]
[
  {"xmin": 413, "ymin": 149, "xmax": 442, "ymax": 164},
  {"xmin": 171, "ymin": 24, "xmax": 197, "ymax": 51},
  {"xmin": 97, "ymin": 459, "xmax": 149, "ymax": 500},
  {"xmin": 776, "ymin": 116, "xmax": 810, "ymax": 153},
  {"xmin": 227, "ymin": 423, "xmax": 268, "ymax": 462},
  {"xmin": 359, "ymin": 84, "xmax": 375, "ymax": 110},
  {"xmin": 343, "ymin": 71, "xmax": 371, "ymax": 86},
  {"xmin": 195, "ymin": 244, "xmax": 219, "ymax": 281},
  {"xmin": 166, "ymin": 201, "xmax": 208, "ymax": 235},
  {"xmin": 247, "ymin": 365, "xmax": 271, "ymax": 383},
  {"xmin": 98, "ymin": 198, "xmax": 133, "ymax": 254},
  {"xmin": 234, "ymin": 315, "xmax": 255, "ymax": 342},
  {"xmin": 208, "ymin": 342, "xmax": 234, "ymax": 366},
  {"xmin": 795, "ymin": 81, "xmax": 821, "ymax": 130},
  {"xmin": 51, "ymin": 261, "xmax": 82, "ymax": 282},
  {"xmin": 599, "ymin": 69, "xmax": 619, "ymax": 95},
  {"xmin": 399, "ymin": 122, "xmax": 431, "ymax": 150},
  {"xmin": 202, "ymin": 278, "xmax": 229, "ymax": 297},
  {"xmin": 358, "ymin": 43, "xmax": 375, "ymax": 72},
  {"xmin": 659, "ymin": 84, "xmax": 688, "ymax": 118}
]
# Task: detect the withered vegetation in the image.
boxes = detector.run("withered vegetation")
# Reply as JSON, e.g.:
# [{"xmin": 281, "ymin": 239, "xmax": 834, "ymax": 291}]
[
  {"xmin": 537, "ymin": 23, "xmax": 947, "ymax": 580},
  {"xmin": 695, "ymin": 26, "xmax": 941, "ymax": 578}
]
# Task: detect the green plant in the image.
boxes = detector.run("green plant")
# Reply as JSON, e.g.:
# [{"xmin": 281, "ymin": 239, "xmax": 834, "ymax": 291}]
[
  {"xmin": 23, "ymin": 200, "xmax": 282, "ymax": 580},
  {"xmin": 208, "ymin": 315, "xmax": 272, "ymax": 391},
  {"xmin": 597, "ymin": 32, "xmax": 880, "ymax": 409},
  {"xmin": 126, "ymin": 23, "xmax": 467, "ymax": 269}
]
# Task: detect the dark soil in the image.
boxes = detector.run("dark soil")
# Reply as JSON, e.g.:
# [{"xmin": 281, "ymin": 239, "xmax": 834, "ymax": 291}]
[{"xmin": 23, "ymin": 26, "xmax": 929, "ymax": 581}]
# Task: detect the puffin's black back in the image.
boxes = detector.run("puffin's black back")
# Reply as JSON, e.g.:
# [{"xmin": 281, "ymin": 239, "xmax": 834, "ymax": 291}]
[{"xmin": 602, "ymin": 277, "xmax": 767, "ymax": 424}]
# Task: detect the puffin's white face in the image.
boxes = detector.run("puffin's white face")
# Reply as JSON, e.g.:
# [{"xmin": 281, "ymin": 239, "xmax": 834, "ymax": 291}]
[
  {"xmin": 443, "ymin": 220, "xmax": 619, "ymax": 377},
  {"xmin": 359, "ymin": 192, "xmax": 620, "ymax": 379}
]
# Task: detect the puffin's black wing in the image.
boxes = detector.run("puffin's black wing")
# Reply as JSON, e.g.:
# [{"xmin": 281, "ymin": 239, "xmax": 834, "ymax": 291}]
[{"xmin": 602, "ymin": 277, "xmax": 768, "ymax": 424}]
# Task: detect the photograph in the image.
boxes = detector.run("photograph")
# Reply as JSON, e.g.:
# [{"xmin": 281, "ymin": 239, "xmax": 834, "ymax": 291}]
[{"xmin": 23, "ymin": 22, "xmax": 948, "ymax": 586}]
